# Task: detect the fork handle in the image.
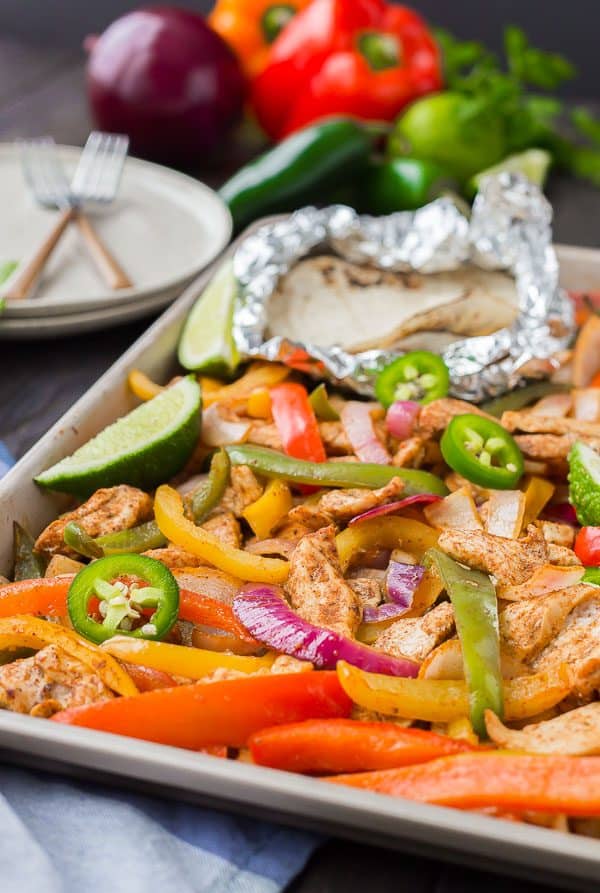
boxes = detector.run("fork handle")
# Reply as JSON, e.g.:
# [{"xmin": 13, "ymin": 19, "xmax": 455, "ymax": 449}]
[
  {"xmin": 75, "ymin": 212, "xmax": 132, "ymax": 290},
  {"xmin": 4, "ymin": 208, "xmax": 75, "ymax": 300}
]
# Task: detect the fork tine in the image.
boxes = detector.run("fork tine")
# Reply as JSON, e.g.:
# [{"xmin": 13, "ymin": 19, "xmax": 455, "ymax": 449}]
[
  {"xmin": 71, "ymin": 131, "xmax": 129, "ymax": 203},
  {"xmin": 19, "ymin": 137, "xmax": 70, "ymax": 208}
]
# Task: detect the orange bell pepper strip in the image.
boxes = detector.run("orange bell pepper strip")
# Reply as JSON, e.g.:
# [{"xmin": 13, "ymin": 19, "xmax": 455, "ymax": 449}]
[
  {"xmin": 209, "ymin": 0, "xmax": 310, "ymax": 78},
  {"xmin": 249, "ymin": 718, "xmax": 475, "ymax": 774},
  {"xmin": 270, "ymin": 382, "xmax": 327, "ymax": 464},
  {"xmin": 0, "ymin": 576, "xmax": 72, "ymax": 618},
  {"xmin": 127, "ymin": 369, "xmax": 163, "ymax": 401},
  {"xmin": 336, "ymin": 660, "xmax": 572, "ymax": 723},
  {"xmin": 178, "ymin": 589, "xmax": 258, "ymax": 644},
  {"xmin": 52, "ymin": 671, "xmax": 352, "ymax": 749},
  {"xmin": 336, "ymin": 516, "xmax": 438, "ymax": 571},
  {"xmin": 201, "ymin": 361, "xmax": 290, "ymax": 409},
  {"xmin": 327, "ymin": 753, "xmax": 600, "ymax": 816},
  {"xmin": 120, "ymin": 662, "xmax": 177, "ymax": 692},
  {"xmin": 0, "ymin": 615, "xmax": 137, "ymax": 697},
  {"xmin": 154, "ymin": 485, "xmax": 289, "ymax": 583}
]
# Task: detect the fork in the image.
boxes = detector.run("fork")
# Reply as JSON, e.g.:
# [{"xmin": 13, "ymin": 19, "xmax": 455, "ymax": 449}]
[{"xmin": 6, "ymin": 133, "xmax": 132, "ymax": 300}]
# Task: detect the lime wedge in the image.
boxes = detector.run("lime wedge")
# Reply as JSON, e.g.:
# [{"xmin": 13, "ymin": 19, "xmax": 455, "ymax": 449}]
[
  {"xmin": 178, "ymin": 260, "xmax": 241, "ymax": 376},
  {"xmin": 468, "ymin": 149, "xmax": 552, "ymax": 197},
  {"xmin": 35, "ymin": 376, "xmax": 201, "ymax": 498}
]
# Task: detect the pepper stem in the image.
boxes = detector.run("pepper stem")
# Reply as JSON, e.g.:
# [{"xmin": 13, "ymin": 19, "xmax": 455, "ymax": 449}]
[
  {"xmin": 261, "ymin": 4, "xmax": 296, "ymax": 44},
  {"xmin": 358, "ymin": 32, "xmax": 401, "ymax": 72}
]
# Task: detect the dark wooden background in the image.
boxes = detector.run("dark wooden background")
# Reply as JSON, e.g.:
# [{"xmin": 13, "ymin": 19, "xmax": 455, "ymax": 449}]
[{"xmin": 0, "ymin": 30, "xmax": 598, "ymax": 893}]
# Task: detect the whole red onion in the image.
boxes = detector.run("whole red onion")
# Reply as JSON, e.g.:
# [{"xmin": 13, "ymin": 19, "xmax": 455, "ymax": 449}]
[{"xmin": 85, "ymin": 7, "xmax": 245, "ymax": 163}]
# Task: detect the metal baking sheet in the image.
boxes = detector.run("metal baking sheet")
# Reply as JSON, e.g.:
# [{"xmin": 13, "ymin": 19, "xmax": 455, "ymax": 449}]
[{"xmin": 1, "ymin": 224, "xmax": 599, "ymax": 891}]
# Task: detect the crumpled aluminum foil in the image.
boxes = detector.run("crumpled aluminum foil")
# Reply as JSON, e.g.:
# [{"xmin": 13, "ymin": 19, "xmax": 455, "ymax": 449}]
[{"xmin": 232, "ymin": 173, "xmax": 574, "ymax": 401}]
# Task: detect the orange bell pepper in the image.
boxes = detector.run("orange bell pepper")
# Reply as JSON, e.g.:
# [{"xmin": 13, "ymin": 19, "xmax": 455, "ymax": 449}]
[
  {"xmin": 249, "ymin": 718, "xmax": 475, "ymax": 773},
  {"xmin": 209, "ymin": 0, "xmax": 311, "ymax": 78},
  {"xmin": 52, "ymin": 671, "xmax": 352, "ymax": 749},
  {"xmin": 178, "ymin": 589, "xmax": 258, "ymax": 644},
  {"xmin": 0, "ymin": 576, "xmax": 72, "ymax": 618},
  {"xmin": 127, "ymin": 369, "xmax": 163, "ymax": 401},
  {"xmin": 201, "ymin": 361, "xmax": 290, "ymax": 408},
  {"xmin": 327, "ymin": 753, "xmax": 600, "ymax": 816},
  {"xmin": 121, "ymin": 662, "xmax": 177, "ymax": 692}
]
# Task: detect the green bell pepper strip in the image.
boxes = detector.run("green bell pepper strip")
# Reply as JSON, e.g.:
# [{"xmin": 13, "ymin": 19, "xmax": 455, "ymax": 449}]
[
  {"xmin": 96, "ymin": 521, "xmax": 167, "ymax": 555},
  {"xmin": 13, "ymin": 522, "xmax": 45, "ymax": 581},
  {"xmin": 64, "ymin": 522, "xmax": 104, "ymax": 559},
  {"xmin": 67, "ymin": 554, "xmax": 179, "ymax": 645},
  {"xmin": 481, "ymin": 382, "xmax": 571, "ymax": 417},
  {"xmin": 440, "ymin": 413, "xmax": 524, "ymax": 490},
  {"xmin": 225, "ymin": 444, "xmax": 448, "ymax": 496},
  {"xmin": 424, "ymin": 548, "xmax": 503, "ymax": 737},
  {"xmin": 219, "ymin": 118, "xmax": 375, "ymax": 232},
  {"xmin": 375, "ymin": 351, "xmax": 450, "ymax": 408},
  {"xmin": 582, "ymin": 567, "xmax": 600, "ymax": 586},
  {"xmin": 190, "ymin": 448, "xmax": 230, "ymax": 524},
  {"xmin": 308, "ymin": 384, "xmax": 340, "ymax": 422}
]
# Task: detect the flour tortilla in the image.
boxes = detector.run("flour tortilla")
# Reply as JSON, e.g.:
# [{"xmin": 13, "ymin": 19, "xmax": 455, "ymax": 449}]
[{"xmin": 266, "ymin": 255, "xmax": 519, "ymax": 353}]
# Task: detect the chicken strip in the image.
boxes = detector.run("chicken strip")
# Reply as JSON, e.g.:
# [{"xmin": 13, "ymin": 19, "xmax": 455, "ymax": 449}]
[
  {"xmin": 485, "ymin": 702, "xmax": 600, "ymax": 755},
  {"xmin": 0, "ymin": 645, "xmax": 113, "ymax": 716},
  {"xmin": 502, "ymin": 411, "xmax": 600, "ymax": 438},
  {"xmin": 220, "ymin": 466, "xmax": 263, "ymax": 516},
  {"xmin": 540, "ymin": 521, "xmax": 575, "ymax": 549},
  {"xmin": 348, "ymin": 577, "xmax": 385, "ymax": 609},
  {"xmin": 287, "ymin": 478, "xmax": 404, "ymax": 531},
  {"xmin": 417, "ymin": 398, "xmax": 494, "ymax": 438},
  {"xmin": 246, "ymin": 421, "xmax": 353, "ymax": 455},
  {"xmin": 392, "ymin": 437, "xmax": 426, "ymax": 468},
  {"xmin": 515, "ymin": 433, "xmax": 600, "ymax": 461},
  {"xmin": 35, "ymin": 485, "xmax": 153, "ymax": 555},
  {"xmin": 202, "ymin": 511, "xmax": 241, "ymax": 549},
  {"xmin": 143, "ymin": 546, "xmax": 206, "ymax": 569},
  {"xmin": 285, "ymin": 526, "xmax": 361, "ymax": 638},
  {"xmin": 437, "ymin": 524, "xmax": 548, "ymax": 586},
  {"xmin": 374, "ymin": 602, "xmax": 455, "ymax": 662},
  {"xmin": 531, "ymin": 596, "xmax": 600, "ymax": 697},
  {"xmin": 547, "ymin": 544, "xmax": 581, "ymax": 566}
]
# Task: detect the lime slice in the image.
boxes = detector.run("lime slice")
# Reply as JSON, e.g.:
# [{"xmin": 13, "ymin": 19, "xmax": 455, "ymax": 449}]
[
  {"xmin": 178, "ymin": 259, "xmax": 241, "ymax": 376},
  {"xmin": 468, "ymin": 149, "xmax": 552, "ymax": 196},
  {"xmin": 35, "ymin": 376, "xmax": 201, "ymax": 498}
]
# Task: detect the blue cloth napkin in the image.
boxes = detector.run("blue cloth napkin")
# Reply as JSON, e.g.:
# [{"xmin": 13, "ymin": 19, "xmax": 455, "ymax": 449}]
[{"xmin": 0, "ymin": 441, "xmax": 321, "ymax": 893}]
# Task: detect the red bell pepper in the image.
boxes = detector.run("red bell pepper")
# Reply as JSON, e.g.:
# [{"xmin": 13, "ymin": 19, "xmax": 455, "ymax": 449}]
[
  {"xmin": 51, "ymin": 671, "xmax": 352, "ymax": 749},
  {"xmin": 574, "ymin": 526, "xmax": 600, "ymax": 566},
  {"xmin": 120, "ymin": 662, "xmax": 177, "ymax": 692},
  {"xmin": 249, "ymin": 718, "xmax": 474, "ymax": 773},
  {"xmin": 270, "ymin": 382, "xmax": 326, "ymax": 463},
  {"xmin": 251, "ymin": 0, "xmax": 442, "ymax": 140},
  {"xmin": 327, "ymin": 753, "xmax": 600, "ymax": 815}
]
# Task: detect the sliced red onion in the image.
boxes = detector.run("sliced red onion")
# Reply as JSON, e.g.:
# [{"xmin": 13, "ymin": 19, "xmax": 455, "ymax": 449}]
[
  {"xmin": 234, "ymin": 585, "xmax": 419, "ymax": 677},
  {"xmin": 386, "ymin": 401, "xmax": 420, "ymax": 440},
  {"xmin": 340, "ymin": 402, "xmax": 391, "ymax": 465},
  {"xmin": 348, "ymin": 493, "xmax": 442, "ymax": 526},
  {"xmin": 386, "ymin": 560, "xmax": 425, "ymax": 606},
  {"xmin": 542, "ymin": 502, "xmax": 579, "ymax": 527},
  {"xmin": 362, "ymin": 602, "xmax": 411, "ymax": 624}
]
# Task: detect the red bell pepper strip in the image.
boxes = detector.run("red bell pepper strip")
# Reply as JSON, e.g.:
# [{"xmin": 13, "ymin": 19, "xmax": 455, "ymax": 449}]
[
  {"xmin": 327, "ymin": 753, "xmax": 600, "ymax": 815},
  {"xmin": 270, "ymin": 382, "xmax": 326, "ymax": 463},
  {"xmin": 52, "ymin": 671, "xmax": 352, "ymax": 749},
  {"xmin": 249, "ymin": 718, "xmax": 475, "ymax": 773},
  {"xmin": 120, "ymin": 662, "xmax": 177, "ymax": 692},
  {"xmin": 252, "ymin": 0, "xmax": 442, "ymax": 140},
  {"xmin": 0, "ymin": 577, "xmax": 72, "ymax": 618}
]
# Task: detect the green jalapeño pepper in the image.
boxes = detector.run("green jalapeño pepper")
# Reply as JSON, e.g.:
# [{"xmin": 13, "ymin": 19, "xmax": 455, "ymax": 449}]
[
  {"xmin": 375, "ymin": 351, "xmax": 450, "ymax": 408},
  {"xmin": 441, "ymin": 413, "xmax": 524, "ymax": 490},
  {"xmin": 67, "ymin": 555, "xmax": 179, "ymax": 645},
  {"xmin": 424, "ymin": 548, "xmax": 503, "ymax": 738},
  {"xmin": 225, "ymin": 444, "xmax": 448, "ymax": 496}
]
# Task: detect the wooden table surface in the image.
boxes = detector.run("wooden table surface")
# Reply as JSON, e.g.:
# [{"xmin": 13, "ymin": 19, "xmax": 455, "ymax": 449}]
[{"xmin": 1, "ymin": 37, "xmax": 598, "ymax": 893}]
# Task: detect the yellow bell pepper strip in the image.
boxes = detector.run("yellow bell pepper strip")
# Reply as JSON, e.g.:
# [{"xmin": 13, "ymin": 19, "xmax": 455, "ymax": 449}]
[
  {"xmin": 52, "ymin": 671, "xmax": 352, "ymax": 749},
  {"xmin": 226, "ymin": 444, "xmax": 449, "ymax": 496},
  {"xmin": 154, "ymin": 484, "xmax": 289, "ymax": 583},
  {"xmin": 201, "ymin": 362, "xmax": 290, "ymax": 408},
  {"xmin": 336, "ymin": 660, "xmax": 571, "ymax": 723},
  {"xmin": 326, "ymin": 753, "xmax": 600, "ymax": 816},
  {"xmin": 247, "ymin": 388, "xmax": 272, "ymax": 419},
  {"xmin": 190, "ymin": 448, "xmax": 231, "ymax": 524},
  {"xmin": 243, "ymin": 479, "xmax": 293, "ymax": 540},
  {"xmin": 424, "ymin": 548, "xmax": 503, "ymax": 737},
  {"xmin": 102, "ymin": 636, "xmax": 274, "ymax": 679},
  {"xmin": 0, "ymin": 615, "xmax": 137, "ymax": 697},
  {"xmin": 127, "ymin": 369, "xmax": 163, "ymax": 401},
  {"xmin": 336, "ymin": 517, "xmax": 438, "ymax": 572},
  {"xmin": 209, "ymin": 0, "xmax": 310, "ymax": 78},
  {"xmin": 521, "ymin": 475, "xmax": 555, "ymax": 527}
]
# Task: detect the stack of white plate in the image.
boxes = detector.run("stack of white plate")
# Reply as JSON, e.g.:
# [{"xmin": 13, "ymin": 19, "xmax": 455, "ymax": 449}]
[{"xmin": 0, "ymin": 144, "xmax": 232, "ymax": 339}]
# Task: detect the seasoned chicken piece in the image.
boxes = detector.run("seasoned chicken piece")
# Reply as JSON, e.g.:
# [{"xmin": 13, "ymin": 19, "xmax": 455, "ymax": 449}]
[
  {"xmin": 35, "ymin": 485, "xmax": 153, "ymax": 555},
  {"xmin": 417, "ymin": 398, "xmax": 493, "ymax": 438},
  {"xmin": 485, "ymin": 702, "xmax": 600, "ymax": 755},
  {"xmin": 547, "ymin": 544, "xmax": 581, "ymax": 566},
  {"xmin": 444, "ymin": 472, "xmax": 490, "ymax": 503},
  {"xmin": 392, "ymin": 437, "xmax": 426, "ymax": 468},
  {"xmin": 348, "ymin": 577, "xmax": 385, "ymax": 609},
  {"xmin": 539, "ymin": 521, "xmax": 575, "ymax": 549},
  {"xmin": 202, "ymin": 511, "xmax": 241, "ymax": 549},
  {"xmin": 143, "ymin": 546, "xmax": 206, "ymax": 568},
  {"xmin": 246, "ymin": 420, "xmax": 353, "ymax": 455},
  {"xmin": 318, "ymin": 421, "xmax": 353, "ymax": 455},
  {"xmin": 531, "ymin": 393, "xmax": 573, "ymax": 417},
  {"xmin": 499, "ymin": 585, "xmax": 597, "ymax": 663},
  {"xmin": 287, "ymin": 479, "xmax": 404, "ymax": 531},
  {"xmin": 220, "ymin": 466, "xmax": 263, "ymax": 516},
  {"xmin": 437, "ymin": 524, "xmax": 547, "ymax": 586},
  {"xmin": 285, "ymin": 526, "xmax": 361, "ymax": 638},
  {"xmin": 514, "ymin": 433, "xmax": 600, "ymax": 461},
  {"xmin": 246, "ymin": 421, "xmax": 283, "ymax": 451},
  {"xmin": 531, "ymin": 596, "xmax": 600, "ymax": 697},
  {"xmin": 272, "ymin": 520, "xmax": 314, "ymax": 542},
  {"xmin": 375, "ymin": 602, "xmax": 455, "ymax": 662},
  {"xmin": 0, "ymin": 645, "xmax": 113, "ymax": 715},
  {"xmin": 502, "ymin": 411, "xmax": 600, "ymax": 438}
]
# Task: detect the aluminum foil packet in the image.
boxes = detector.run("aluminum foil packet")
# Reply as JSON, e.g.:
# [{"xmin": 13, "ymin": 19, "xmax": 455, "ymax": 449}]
[{"xmin": 231, "ymin": 172, "xmax": 575, "ymax": 401}]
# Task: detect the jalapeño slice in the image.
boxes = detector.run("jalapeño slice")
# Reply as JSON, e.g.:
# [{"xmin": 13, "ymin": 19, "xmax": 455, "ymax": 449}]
[
  {"xmin": 375, "ymin": 351, "xmax": 449, "ymax": 408},
  {"xmin": 440, "ymin": 414, "xmax": 524, "ymax": 490}
]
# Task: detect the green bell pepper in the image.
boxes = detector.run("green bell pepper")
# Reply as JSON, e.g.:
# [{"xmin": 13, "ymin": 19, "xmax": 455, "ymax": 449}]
[
  {"xmin": 308, "ymin": 383, "xmax": 340, "ymax": 422},
  {"xmin": 190, "ymin": 448, "xmax": 231, "ymax": 524},
  {"xmin": 12, "ymin": 522, "xmax": 45, "ymax": 581}
]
